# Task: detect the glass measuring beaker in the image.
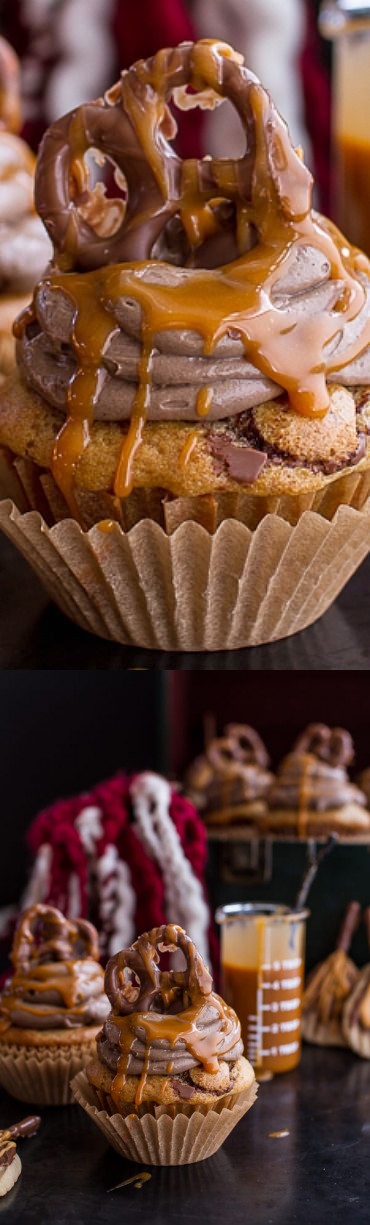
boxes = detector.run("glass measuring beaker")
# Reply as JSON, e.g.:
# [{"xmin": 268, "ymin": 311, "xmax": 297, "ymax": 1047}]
[
  {"xmin": 320, "ymin": 0, "xmax": 370, "ymax": 252},
  {"xmin": 216, "ymin": 903, "xmax": 309, "ymax": 1075}
]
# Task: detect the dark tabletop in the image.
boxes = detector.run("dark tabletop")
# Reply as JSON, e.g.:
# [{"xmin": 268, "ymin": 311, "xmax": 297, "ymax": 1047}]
[
  {"xmin": 0, "ymin": 532, "xmax": 369, "ymax": 669},
  {"xmin": 0, "ymin": 1045, "xmax": 369, "ymax": 1225}
]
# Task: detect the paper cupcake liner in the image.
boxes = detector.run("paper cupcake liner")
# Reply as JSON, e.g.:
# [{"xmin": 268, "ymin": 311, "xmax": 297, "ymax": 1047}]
[
  {"xmin": 71, "ymin": 1070, "xmax": 257, "ymax": 1165},
  {"xmin": 1, "ymin": 445, "xmax": 370, "ymax": 531},
  {"xmin": 0, "ymin": 493, "xmax": 369, "ymax": 649},
  {"xmin": 0, "ymin": 1039, "xmax": 95, "ymax": 1105}
]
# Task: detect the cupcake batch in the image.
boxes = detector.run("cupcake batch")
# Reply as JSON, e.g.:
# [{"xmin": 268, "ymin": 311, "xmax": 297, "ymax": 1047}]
[
  {"xmin": 0, "ymin": 37, "xmax": 368, "ymax": 649},
  {"xmin": 184, "ymin": 721, "xmax": 370, "ymax": 836}
]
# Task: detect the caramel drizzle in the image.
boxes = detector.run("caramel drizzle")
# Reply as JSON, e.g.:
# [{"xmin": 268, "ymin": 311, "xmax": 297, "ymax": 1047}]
[
  {"xmin": 1, "ymin": 959, "xmax": 105, "ymax": 1023},
  {"xmin": 103, "ymin": 923, "xmax": 240, "ymax": 1108},
  {"xmin": 19, "ymin": 43, "xmax": 370, "ymax": 508},
  {"xmin": 110, "ymin": 991, "xmax": 240, "ymax": 1107}
]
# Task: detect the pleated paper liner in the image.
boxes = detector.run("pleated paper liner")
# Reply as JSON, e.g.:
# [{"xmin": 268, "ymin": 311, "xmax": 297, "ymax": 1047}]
[
  {"xmin": 71, "ymin": 1070, "xmax": 257, "ymax": 1165},
  {"xmin": 1, "ymin": 444, "xmax": 370, "ymax": 532},
  {"xmin": 0, "ymin": 446, "xmax": 369, "ymax": 649},
  {"xmin": 0, "ymin": 1039, "xmax": 96, "ymax": 1105}
]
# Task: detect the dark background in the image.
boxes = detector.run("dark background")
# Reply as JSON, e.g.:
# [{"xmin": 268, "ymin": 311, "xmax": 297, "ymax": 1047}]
[
  {"xmin": 0, "ymin": 672, "xmax": 166, "ymax": 908},
  {"xmin": 169, "ymin": 672, "xmax": 370, "ymax": 773}
]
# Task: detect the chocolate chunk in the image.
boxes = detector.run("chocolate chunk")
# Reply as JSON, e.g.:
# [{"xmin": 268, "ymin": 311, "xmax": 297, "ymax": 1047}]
[
  {"xmin": 209, "ymin": 435, "xmax": 267, "ymax": 484},
  {"xmin": 172, "ymin": 1079, "xmax": 195, "ymax": 1099}
]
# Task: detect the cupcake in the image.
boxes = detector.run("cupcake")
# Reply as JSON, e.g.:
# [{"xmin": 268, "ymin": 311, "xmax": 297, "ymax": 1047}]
[
  {"xmin": 0, "ymin": 37, "xmax": 51, "ymax": 383},
  {"xmin": 0, "ymin": 38, "xmax": 370, "ymax": 650},
  {"xmin": 72, "ymin": 923, "xmax": 257, "ymax": 1165},
  {"xmin": 261, "ymin": 724, "xmax": 370, "ymax": 837},
  {"xmin": 0, "ymin": 904, "xmax": 109, "ymax": 1105},
  {"xmin": 302, "ymin": 901, "xmax": 360, "ymax": 1047},
  {"xmin": 356, "ymin": 768, "xmax": 370, "ymax": 809},
  {"xmin": 185, "ymin": 723, "xmax": 273, "ymax": 826}
]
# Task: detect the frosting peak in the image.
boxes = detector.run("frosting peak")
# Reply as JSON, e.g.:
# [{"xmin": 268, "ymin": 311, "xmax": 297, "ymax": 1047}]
[{"xmin": 0, "ymin": 904, "xmax": 109, "ymax": 1031}]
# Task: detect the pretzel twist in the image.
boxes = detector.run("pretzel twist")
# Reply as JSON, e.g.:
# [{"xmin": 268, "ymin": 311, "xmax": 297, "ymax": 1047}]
[
  {"xmin": 293, "ymin": 724, "xmax": 354, "ymax": 768},
  {"xmin": 11, "ymin": 904, "xmax": 99, "ymax": 971},
  {"xmin": 34, "ymin": 39, "xmax": 312, "ymax": 271},
  {"xmin": 208, "ymin": 723, "xmax": 269, "ymax": 773},
  {"xmin": 104, "ymin": 923, "xmax": 212, "ymax": 1015}
]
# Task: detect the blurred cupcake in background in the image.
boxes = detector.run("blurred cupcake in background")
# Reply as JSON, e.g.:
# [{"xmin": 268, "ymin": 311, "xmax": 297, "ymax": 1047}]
[
  {"xmin": 0, "ymin": 36, "xmax": 51, "ymax": 383},
  {"xmin": 185, "ymin": 723, "xmax": 273, "ymax": 827},
  {"xmin": 0, "ymin": 904, "xmax": 109, "ymax": 1105},
  {"xmin": 356, "ymin": 767, "xmax": 370, "ymax": 811},
  {"xmin": 262, "ymin": 724, "xmax": 370, "ymax": 837}
]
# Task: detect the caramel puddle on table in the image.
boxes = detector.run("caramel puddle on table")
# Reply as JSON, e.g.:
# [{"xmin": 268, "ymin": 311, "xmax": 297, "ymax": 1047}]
[
  {"xmin": 108, "ymin": 1171, "xmax": 152, "ymax": 1192},
  {"xmin": 268, "ymin": 1131, "xmax": 290, "ymax": 1139}
]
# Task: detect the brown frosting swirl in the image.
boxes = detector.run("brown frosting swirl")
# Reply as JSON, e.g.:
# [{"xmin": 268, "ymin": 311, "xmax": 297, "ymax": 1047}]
[
  {"xmin": 0, "ymin": 905, "xmax": 109, "ymax": 1031},
  {"xmin": 97, "ymin": 924, "xmax": 243, "ymax": 1091},
  {"xmin": 185, "ymin": 723, "xmax": 273, "ymax": 824},
  {"xmin": 268, "ymin": 724, "xmax": 367, "ymax": 816}
]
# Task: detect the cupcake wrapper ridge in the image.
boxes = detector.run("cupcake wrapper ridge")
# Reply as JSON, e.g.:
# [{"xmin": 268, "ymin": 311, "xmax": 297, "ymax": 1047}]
[{"xmin": 71, "ymin": 1070, "xmax": 257, "ymax": 1165}]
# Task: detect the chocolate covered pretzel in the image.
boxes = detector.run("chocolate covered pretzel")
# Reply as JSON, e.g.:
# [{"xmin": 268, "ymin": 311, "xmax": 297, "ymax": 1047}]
[
  {"xmin": 293, "ymin": 724, "xmax": 354, "ymax": 768},
  {"xmin": 11, "ymin": 905, "xmax": 100, "ymax": 971},
  {"xmin": 35, "ymin": 40, "xmax": 312, "ymax": 272},
  {"xmin": 0, "ymin": 1114, "xmax": 40, "ymax": 1198},
  {"xmin": 105, "ymin": 923, "xmax": 213, "ymax": 1016}
]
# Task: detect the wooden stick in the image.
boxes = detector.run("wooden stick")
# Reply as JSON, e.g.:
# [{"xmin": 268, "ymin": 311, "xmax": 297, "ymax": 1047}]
[
  {"xmin": 336, "ymin": 901, "xmax": 361, "ymax": 952},
  {"xmin": 295, "ymin": 834, "xmax": 338, "ymax": 910}
]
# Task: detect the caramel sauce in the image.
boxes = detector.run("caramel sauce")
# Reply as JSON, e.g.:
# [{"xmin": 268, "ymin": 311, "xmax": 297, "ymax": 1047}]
[
  {"xmin": 1, "ymin": 959, "xmax": 104, "ymax": 1022},
  {"xmin": 222, "ymin": 960, "xmax": 303, "ymax": 1074},
  {"xmin": 268, "ymin": 1130, "xmax": 290, "ymax": 1139},
  {"xmin": 108, "ymin": 1172, "xmax": 151, "ymax": 1192},
  {"xmin": 110, "ymin": 991, "xmax": 239, "ymax": 1107},
  {"xmin": 196, "ymin": 387, "xmax": 213, "ymax": 418},
  {"xmin": 19, "ymin": 40, "xmax": 370, "ymax": 510},
  {"xmin": 336, "ymin": 135, "xmax": 370, "ymax": 257},
  {"xmin": 297, "ymin": 754, "xmax": 312, "ymax": 838},
  {"xmin": 178, "ymin": 429, "xmax": 198, "ymax": 469}
]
